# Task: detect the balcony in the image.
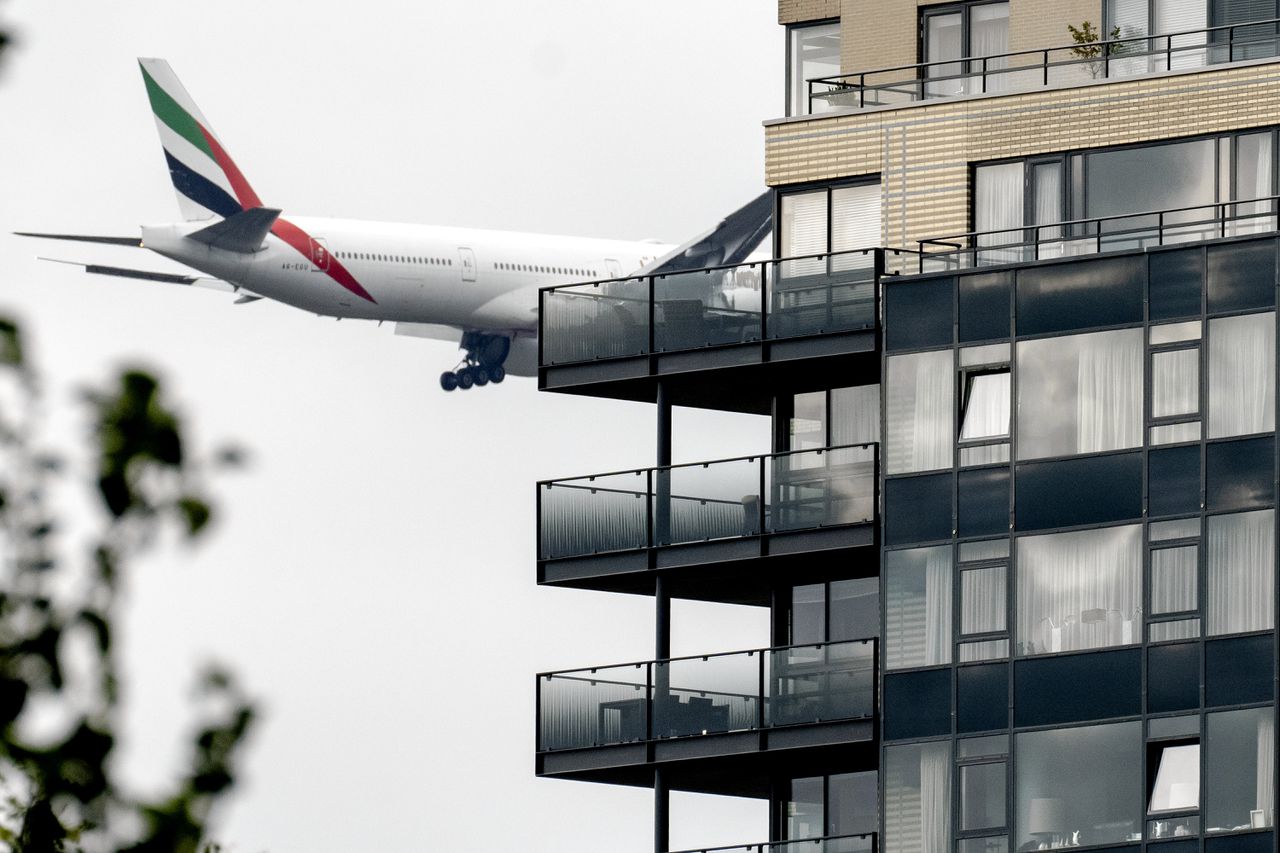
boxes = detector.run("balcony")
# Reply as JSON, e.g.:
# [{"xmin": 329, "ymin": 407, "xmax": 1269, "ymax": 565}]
[
  {"xmin": 670, "ymin": 835, "xmax": 877, "ymax": 853},
  {"xmin": 807, "ymin": 18, "xmax": 1280, "ymax": 114},
  {"xmin": 914, "ymin": 196, "xmax": 1280, "ymax": 273},
  {"xmin": 536, "ymin": 639, "xmax": 878, "ymax": 794},
  {"xmin": 538, "ymin": 444, "xmax": 878, "ymax": 602},
  {"xmin": 538, "ymin": 249, "xmax": 914, "ymax": 412}
]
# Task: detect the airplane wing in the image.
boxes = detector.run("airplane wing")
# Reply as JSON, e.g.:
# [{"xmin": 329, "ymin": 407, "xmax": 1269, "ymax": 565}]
[
  {"xmin": 14, "ymin": 232, "xmax": 143, "ymax": 247},
  {"xmin": 636, "ymin": 191, "xmax": 773, "ymax": 276},
  {"xmin": 35, "ymin": 258, "xmax": 263, "ymax": 302}
]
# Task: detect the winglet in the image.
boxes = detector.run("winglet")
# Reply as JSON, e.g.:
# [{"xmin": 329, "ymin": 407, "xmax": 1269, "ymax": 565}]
[{"xmin": 186, "ymin": 207, "xmax": 281, "ymax": 253}]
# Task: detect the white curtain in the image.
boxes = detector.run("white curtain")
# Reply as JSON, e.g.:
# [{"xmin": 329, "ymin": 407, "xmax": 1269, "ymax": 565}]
[
  {"xmin": 1208, "ymin": 313, "xmax": 1276, "ymax": 439},
  {"xmin": 886, "ymin": 351, "xmax": 954, "ymax": 474},
  {"xmin": 919, "ymin": 742, "xmax": 952, "ymax": 853},
  {"xmin": 1016, "ymin": 525, "xmax": 1142, "ymax": 655},
  {"xmin": 1150, "ymin": 545, "xmax": 1198, "ymax": 614},
  {"xmin": 1206, "ymin": 509, "xmax": 1275, "ymax": 635},
  {"xmin": 781, "ymin": 190, "xmax": 828, "ymax": 278},
  {"xmin": 886, "ymin": 546, "xmax": 953, "ymax": 669},
  {"xmin": 961, "ymin": 566, "xmax": 1007, "ymax": 635},
  {"xmin": 960, "ymin": 372, "xmax": 1011, "ymax": 441},
  {"xmin": 1232, "ymin": 132, "xmax": 1275, "ymax": 235},
  {"xmin": 1076, "ymin": 330, "xmax": 1144, "ymax": 453},
  {"xmin": 1156, "ymin": 0, "xmax": 1208, "ymax": 70},
  {"xmin": 976, "ymin": 163, "xmax": 1024, "ymax": 265},
  {"xmin": 1152, "ymin": 348, "xmax": 1200, "ymax": 418},
  {"xmin": 969, "ymin": 3, "xmax": 1010, "ymax": 93},
  {"xmin": 831, "ymin": 384, "xmax": 880, "ymax": 446},
  {"xmin": 1259, "ymin": 712, "xmax": 1276, "ymax": 825}
]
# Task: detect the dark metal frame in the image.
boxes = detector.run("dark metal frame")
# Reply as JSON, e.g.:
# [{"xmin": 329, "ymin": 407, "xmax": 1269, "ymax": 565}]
[{"xmin": 667, "ymin": 832, "xmax": 878, "ymax": 853}]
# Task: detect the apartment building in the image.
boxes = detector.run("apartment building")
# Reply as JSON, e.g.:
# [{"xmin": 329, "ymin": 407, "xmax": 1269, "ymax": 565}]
[{"xmin": 535, "ymin": 3, "xmax": 1279, "ymax": 853}]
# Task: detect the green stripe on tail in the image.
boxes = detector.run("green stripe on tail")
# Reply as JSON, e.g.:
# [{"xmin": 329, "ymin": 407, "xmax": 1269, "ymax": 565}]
[{"xmin": 139, "ymin": 64, "xmax": 214, "ymax": 159}]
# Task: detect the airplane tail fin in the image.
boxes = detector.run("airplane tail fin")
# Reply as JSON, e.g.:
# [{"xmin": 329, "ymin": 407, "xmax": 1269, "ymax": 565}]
[{"xmin": 138, "ymin": 58, "xmax": 264, "ymax": 222}]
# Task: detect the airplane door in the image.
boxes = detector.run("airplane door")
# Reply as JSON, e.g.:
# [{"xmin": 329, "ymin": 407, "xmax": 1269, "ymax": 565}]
[
  {"xmin": 309, "ymin": 237, "xmax": 331, "ymax": 272},
  {"xmin": 605, "ymin": 258, "xmax": 622, "ymax": 278},
  {"xmin": 458, "ymin": 247, "xmax": 477, "ymax": 282}
]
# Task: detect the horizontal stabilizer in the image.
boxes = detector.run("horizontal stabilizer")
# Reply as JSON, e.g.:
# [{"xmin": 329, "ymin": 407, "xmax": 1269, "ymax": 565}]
[
  {"xmin": 14, "ymin": 232, "xmax": 142, "ymax": 247},
  {"xmin": 186, "ymin": 207, "xmax": 281, "ymax": 253},
  {"xmin": 37, "ymin": 257, "xmax": 238, "ymax": 294}
]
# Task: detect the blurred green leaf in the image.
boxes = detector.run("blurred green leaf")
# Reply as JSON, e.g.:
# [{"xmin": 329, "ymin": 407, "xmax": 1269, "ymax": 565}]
[{"xmin": 176, "ymin": 496, "xmax": 212, "ymax": 538}]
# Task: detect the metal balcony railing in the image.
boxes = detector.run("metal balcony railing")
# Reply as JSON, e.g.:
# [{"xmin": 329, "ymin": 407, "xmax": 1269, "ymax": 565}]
[
  {"xmin": 914, "ymin": 196, "xmax": 1280, "ymax": 272},
  {"xmin": 537, "ymin": 444, "xmax": 878, "ymax": 562},
  {"xmin": 536, "ymin": 638, "xmax": 878, "ymax": 753},
  {"xmin": 807, "ymin": 17, "xmax": 1280, "ymax": 113},
  {"xmin": 538, "ymin": 249, "xmax": 921, "ymax": 367},
  {"xmin": 668, "ymin": 834, "xmax": 878, "ymax": 853}
]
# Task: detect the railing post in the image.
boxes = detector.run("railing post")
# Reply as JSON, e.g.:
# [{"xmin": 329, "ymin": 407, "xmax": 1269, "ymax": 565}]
[
  {"xmin": 757, "ymin": 648, "xmax": 767, "ymax": 731},
  {"xmin": 535, "ymin": 482, "xmax": 544, "ymax": 561},
  {"xmin": 534, "ymin": 673, "xmax": 543, "ymax": 753},
  {"xmin": 537, "ymin": 288, "xmax": 545, "ymax": 367},
  {"xmin": 647, "ymin": 275, "xmax": 656, "ymax": 356},
  {"xmin": 1043, "ymin": 49, "xmax": 1049, "ymax": 86},
  {"xmin": 758, "ymin": 454, "xmax": 768, "ymax": 537},
  {"xmin": 646, "ymin": 469, "xmax": 655, "ymax": 549},
  {"xmin": 859, "ymin": 73, "xmax": 866, "ymax": 109},
  {"xmin": 656, "ymin": 381, "xmax": 672, "ymax": 546},
  {"xmin": 1104, "ymin": 41, "xmax": 1111, "ymax": 78},
  {"xmin": 759, "ymin": 260, "xmax": 769, "ymax": 342}
]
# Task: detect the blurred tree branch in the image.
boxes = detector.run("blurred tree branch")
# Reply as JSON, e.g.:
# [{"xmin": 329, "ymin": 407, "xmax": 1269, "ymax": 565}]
[{"xmin": 0, "ymin": 319, "xmax": 253, "ymax": 852}]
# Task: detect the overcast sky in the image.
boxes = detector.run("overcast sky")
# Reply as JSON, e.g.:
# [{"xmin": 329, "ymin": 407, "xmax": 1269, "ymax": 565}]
[{"xmin": 1, "ymin": 2, "xmax": 783, "ymax": 851}]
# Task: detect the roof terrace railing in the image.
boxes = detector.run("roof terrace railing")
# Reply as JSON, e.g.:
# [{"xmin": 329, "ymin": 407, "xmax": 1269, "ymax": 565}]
[
  {"xmin": 808, "ymin": 17, "xmax": 1280, "ymax": 113},
  {"xmin": 913, "ymin": 196, "xmax": 1280, "ymax": 273},
  {"xmin": 538, "ymin": 248, "xmax": 921, "ymax": 368},
  {"xmin": 668, "ymin": 834, "xmax": 878, "ymax": 853},
  {"xmin": 536, "ymin": 637, "xmax": 877, "ymax": 753},
  {"xmin": 537, "ymin": 443, "xmax": 878, "ymax": 562}
]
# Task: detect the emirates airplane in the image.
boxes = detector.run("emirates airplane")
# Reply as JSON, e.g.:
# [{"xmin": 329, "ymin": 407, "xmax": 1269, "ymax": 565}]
[{"xmin": 18, "ymin": 59, "xmax": 770, "ymax": 391}]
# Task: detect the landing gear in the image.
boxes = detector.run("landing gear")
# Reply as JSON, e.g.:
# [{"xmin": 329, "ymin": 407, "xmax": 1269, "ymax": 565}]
[{"xmin": 438, "ymin": 333, "xmax": 512, "ymax": 392}]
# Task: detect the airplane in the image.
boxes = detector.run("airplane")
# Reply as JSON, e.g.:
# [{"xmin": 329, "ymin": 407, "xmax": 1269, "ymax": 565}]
[{"xmin": 17, "ymin": 59, "xmax": 771, "ymax": 391}]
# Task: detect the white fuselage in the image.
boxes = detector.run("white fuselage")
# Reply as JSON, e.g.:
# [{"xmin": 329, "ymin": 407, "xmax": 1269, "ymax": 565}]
[{"xmin": 140, "ymin": 216, "xmax": 671, "ymax": 372}]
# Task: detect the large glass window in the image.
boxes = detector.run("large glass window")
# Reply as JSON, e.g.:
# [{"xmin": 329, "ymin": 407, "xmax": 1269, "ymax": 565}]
[
  {"xmin": 921, "ymin": 2, "xmax": 1009, "ymax": 98},
  {"xmin": 779, "ymin": 183, "xmax": 882, "ymax": 276},
  {"xmin": 1205, "ymin": 508, "xmax": 1276, "ymax": 634},
  {"xmin": 788, "ymin": 21, "xmax": 841, "ymax": 117},
  {"xmin": 887, "ymin": 350, "xmax": 955, "ymax": 474},
  {"xmin": 1015, "ymin": 722, "xmax": 1143, "ymax": 848},
  {"xmin": 789, "ymin": 385, "xmax": 881, "ymax": 451},
  {"xmin": 886, "ymin": 546, "xmax": 953, "ymax": 669},
  {"xmin": 792, "ymin": 578, "xmax": 879, "ymax": 644},
  {"xmin": 885, "ymin": 741, "xmax": 952, "ymax": 853},
  {"xmin": 1016, "ymin": 329, "xmax": 1143, "ymax": 461},
  {"xmin": 1208, "ymin": 312, "xmax": 1275, "ymax": 439},
  {"xmin": 1205, "ymin": 707, "xmax": 1276, "ymax": 832},
  {"xmin": 1015, "ymin": 525, "xmax": 1142, "ymax": 656}
]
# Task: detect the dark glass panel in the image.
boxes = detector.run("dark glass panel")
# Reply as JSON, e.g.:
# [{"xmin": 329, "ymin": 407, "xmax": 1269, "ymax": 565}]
[
  {"xmin": 959, "ymin": 468, "xmax": 1010, "ymax": 538},
  {"xmin": 1206, "ymin": 436, "xmax": 1276, "ymax": 512},
  {"xmin": 885, "ymin": 278, "xmax": 955, "ymax": 351},
  {"xmin": 885, "ymin": 473, "xmax": 952, "ymax": 545},
  {"xmin": 1014, "ymin": 648, "xmax": 1141, "ymax": 727},
  {"xmin": 958, "ymin": 663, "xmax": 1009, "ymax": 733},
  {"xmin": 1014, "ymin": 453, "xmax": 1142, "ymax": 531},
  {"xmin": 828, "ymin": 771, "xmax": 878, "ymax": 836},
  {"xmin": 1149, "ymin": 248, "xmax": 1204, "ymax": 322},
  {"xmin": 1205, "ymin": 835, "xmax": 1274, "ymax": 853},
  {"xmin": 1149, "ymin": 445, "xmax": 1202, "ymax": 518},
  {"xmin": 1147, "ymin": 642, "xmax": 1201, "ymax": 713},
  {"xmin": 1148, "ymin": 841, "xmax": 1199, "ymax": 853},
  {"xmin": 883, "ymin": 668, "xmax": 952, "ymax": 740},
  {"xmin": 1205, "ymin": 634, "xmax": 1273, "ymax": 707},
  {"xmin": 959, "ymin": 271, "xmax": 1013, "ymax": 342},
  {"xmin": 1207, "ymin": 239, "xmax": 1276, "ymax": 314},
  {"xmin": 1016, "ymin": 255, "xmax": 1144, "ymax": 336}
]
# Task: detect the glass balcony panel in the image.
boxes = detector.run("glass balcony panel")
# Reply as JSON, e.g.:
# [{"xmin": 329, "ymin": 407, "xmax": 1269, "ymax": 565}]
[
  {"xmin": 1147, "ymin": 816, "xmax": 1200, "ymax": 840},
  {"xmin": 775, "ymin": 837, "xmax": 876, "ymax": 853},
  {"xmin": 539, "ymin": 663, "xmax": 648, "ymax": 751},
  {"xmin": 770, "ymin": 445, "xmax": 876, "ymax": 532},
  {"xmin": 539, "ymin": 471, "xmax": 650, "ymax": 559},
  {"xmin": 657, "ymin": 457, "xmax": 762, "ymax": 546},
  {"xmin": 767, "ymin": 639, "xmax": 876, "ymax": 727},
  {"xmin": 654, "ymin": 266, "xmax": 762, "ymax": 353},
  {"xmin": 653, "ymin": 652, "xmax": 760, "ymax": 738},
  {"xmin": 540, "ymin": 277, "xmax": 650, "ymax": 364},
  {"xmin": 767, "ymin": 253, "xmax": 876, "ymax": 340}
]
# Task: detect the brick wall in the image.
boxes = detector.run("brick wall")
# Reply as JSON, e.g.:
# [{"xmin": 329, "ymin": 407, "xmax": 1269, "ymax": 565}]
[
  {"xmin": 780, "ymin": 0, "xmax": 841, "ymax": 25},
  {"xmin": 764, "ymin": 61, "xmax": 1280, "ymax": 248},
  {"xmin": 1009, "ymin": 0, "xmax": 1103, "ymax": 54}
]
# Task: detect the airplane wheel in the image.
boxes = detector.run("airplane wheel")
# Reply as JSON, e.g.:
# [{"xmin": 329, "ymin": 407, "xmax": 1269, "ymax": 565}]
[
  {"xmin": 440, "ymin": 371, "xmax": 459, "ymax": 392},
  {"xmin": 473, "ymin": 366, "xmax": 490, "ymax": 386},
  {"xmin": 456, "ymin": 368, "xmax": 474, "ymax": 390},
  {"xmin": 489, "ymin": 365, "xmax": 506, "ymax": 384}
]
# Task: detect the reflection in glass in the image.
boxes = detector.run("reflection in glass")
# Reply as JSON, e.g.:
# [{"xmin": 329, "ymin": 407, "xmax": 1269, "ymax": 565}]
[
  {"xmin": 1016, "ymin": 525, "xmax": 1141, "ymax": 656},
  {"xmin": 792, "ymin": 391, "xmax": 827, "ymax": 451},
  {"xmin": 831, "ymin": 384, "xmax": 881, "ymax": 447},
  {"xmin": 1016, "ymin": 329, "xmax": 1143, "ymax": 460},
  {"xmin": 960, "ymin": 371, "xmax": 1011, "ymax": 441},
  {"xmin": 1206, "ymin": 707, "xmax": 1276, "ymax": 832},
  {"xmin": 1150, "ymin": 619, "xmax": 1201, "ymax": 642},
  {"xmin": 960, "ymin": 343, "xmax": 1012, "ymax": 366},
  {"xmin": 959, "ymin": 639, "xmax": 1010, "ymax": 662},
  {"xmin": 786, "ymin": 776, "xmax": 826, "ymax": 840},
  {"xmin": 1015, "ymin": 722, "xmax": 1142, "ymax": 847},
  {"xmin": 1150, "ymin": 321, "xmax": 1202, "ymax": 345},
  {"xmin": 1208, "ymin": 312, "xmax": 1276, "ymax": 438},
  {"xmin": 886, "ymin": 546, "xmax": 952, "ymax": 669},
  {"xmin": 1152, "ymin": 348, "xmax": 1199, "ymax": 418},
  {"xmin": 961, "ymin": 762, "xmax": 1006, "ymax": 831},
  {"xmin": 960, "ymin": 539, "xmax": 1010, "ymax": 561},
  {"xmin": 1150, "ymin": 518, "xmax": 1200, "ymax": 541},
  {"xmin": 1206, "ymin": 509, "xmax": 1275, "ymax": 635},
  {"xmin": 793, "ymin": 583, "xmax": 826, "ymax": 645},
  {"xmin": 885, "ymin": 741, "xmax": 952, "ymax": 853},
  {"xmin": 1150, "ymin": 422, "xmax": 1201, "ymax": 445},
  {"xmin": 828, "ymin": 771, "xmax": 878, "ymax": 837},
  {"xmin": 830, "ymin": 578, "xmax": 879, "ymax": 642},
  {"xmin": 1151, "ymin": 546, "xmax": 1198, "ymax": 615},
  {"xmin": 789, "ymin": 22, "xmax": 841, "ymax": 116},
  {"xmin": 1084, "ymin": 139, "xmax": 1216, "ymax": 244},
  {"xmin": 887, "ymin": 350, "xmax": 955, "ymax": 474}
]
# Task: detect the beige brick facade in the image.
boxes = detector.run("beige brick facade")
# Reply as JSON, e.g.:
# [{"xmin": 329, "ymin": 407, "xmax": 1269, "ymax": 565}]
[
  {"xmin": 764, "ymin": 61, "xmax": 1280, "ymax": 249},
  {"xmin": 780, "ymin": 0, "xmax": 841, "ymax": 25},
  {"xmin": 1008, "ymin": 0, "xmax": 1102, "ymax": 54}
]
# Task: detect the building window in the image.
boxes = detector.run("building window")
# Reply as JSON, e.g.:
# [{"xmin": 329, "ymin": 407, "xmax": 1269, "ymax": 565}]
[
  {"xmin": 781, "ymin": 772, "xmax": 878, "ymax": 839},
  {"xmin": 958, "ymin": 736, "xmax": 1008, "ymax": 835},
  {"xmin": 887, "ymin": 350, "xmax": 955, "ymax": 474},
  {"xmin": 791, "ymin": 578, "xmax": 879, "ymax": 644},
  {"xmin": 1146, "ymin": 740, "xmax": 1200, "ymax": 838},
  {"xmin": 787, "ymin": 385, "xmax": 880, "ymax": 452},
  {"xmin": 1205, "ymin": 508, "xmax": 1275, "ymax": 635},
  {"xmin": 787, "ymin": 21, "xmax": 841, "ymax": 116},
  {"xmin": 1015, "ymin": 722, "xmax": 1142, "ymax": 848},
  {"xmin": 885, "ymin": 741, "xmax": 952, "ymax": 853},
  {"xmin": 1207, "ymin": 312, "xmax": 1276, "ymax": 439},
  {"xmin": 778, "ymin": 181, "xmax": 882, "ymax": 275},
  {"xmin": 1108, "ymin": 0, "xmax": 1280, "ymax": 66},
  {"xmin": 886, "ymin": 545, "xmax": 953, "ymax": 669},
  {"xmin": 921, "ymin": 2, "xmax": 1009, "ymax": 98},
  {"xmin": 1015, "ymin": 329, "xmax": 1143, "ymax": 461},
  {"xmin": 1206, "ymin": 706, "xmax": 1276, "ymax": 832},
  {"xmin": 1015, "ymin": 525, "xmax": 1141, "ymax": 657}
]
